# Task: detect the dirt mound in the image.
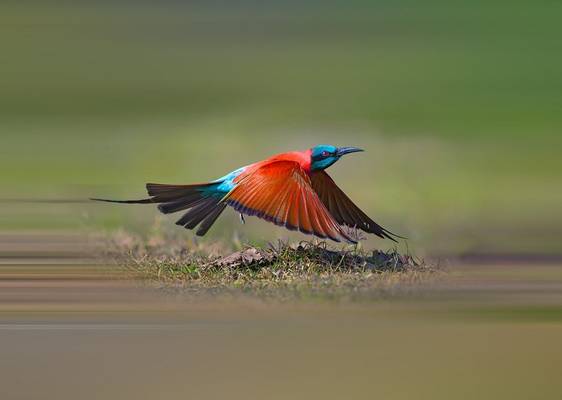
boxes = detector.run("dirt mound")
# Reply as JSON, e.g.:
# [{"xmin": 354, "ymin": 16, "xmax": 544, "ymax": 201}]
[{"xmin": 210, "ymin": 242, "xmax": 419, "ymax": 271}]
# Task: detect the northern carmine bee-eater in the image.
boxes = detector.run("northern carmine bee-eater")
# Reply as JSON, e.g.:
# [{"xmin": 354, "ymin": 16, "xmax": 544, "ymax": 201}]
[{"xmin": 92, "ymin": 145, "xmax": 402, "ymax": 243}]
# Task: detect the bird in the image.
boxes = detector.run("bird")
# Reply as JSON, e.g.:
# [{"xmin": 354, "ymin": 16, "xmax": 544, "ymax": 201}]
[{"xmin": 92, "ymin": 145, "xmax": 402, "ymax": 244}]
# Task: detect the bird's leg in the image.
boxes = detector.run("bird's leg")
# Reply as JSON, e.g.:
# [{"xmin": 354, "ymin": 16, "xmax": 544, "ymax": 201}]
[{"xmin": 239, "ymin": 213, "xmax": 245, "ymax": 224}]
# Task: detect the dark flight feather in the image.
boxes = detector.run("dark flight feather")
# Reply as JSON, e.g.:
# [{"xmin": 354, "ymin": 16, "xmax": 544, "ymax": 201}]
[{"xmin": 310, "ymin": 171, "xmax": 405, "ymax": 242}]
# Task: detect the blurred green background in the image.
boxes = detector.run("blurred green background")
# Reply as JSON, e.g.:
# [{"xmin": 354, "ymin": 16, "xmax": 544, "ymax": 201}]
[{"xmin": 1, "ymin": 0, "xmax": 560, "ymax": 256}]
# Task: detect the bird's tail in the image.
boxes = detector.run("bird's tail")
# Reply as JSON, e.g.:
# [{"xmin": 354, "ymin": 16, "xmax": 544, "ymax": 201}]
[{"xmin": 91, "ymin": 183, "xmax": 226, "ymax": 236}]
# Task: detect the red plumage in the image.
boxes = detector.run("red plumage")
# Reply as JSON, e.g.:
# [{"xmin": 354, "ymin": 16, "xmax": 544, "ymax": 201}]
[{"xmin": 227, "ymin": 157, "xmax": 355, "ymax": 242}]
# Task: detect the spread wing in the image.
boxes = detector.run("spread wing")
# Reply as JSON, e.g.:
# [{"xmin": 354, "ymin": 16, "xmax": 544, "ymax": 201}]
[
  {"xmin": 310, "ymin": 170, "xmax": 401, "ymax": 242},
  {"xmin": 224, "ymin": 160, "xmax": 356, "ymax": 243}
]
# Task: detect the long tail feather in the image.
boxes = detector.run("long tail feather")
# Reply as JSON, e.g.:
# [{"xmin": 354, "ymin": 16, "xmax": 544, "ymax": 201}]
[
  {"xmin": 91, "ymin": 182, "xmax": 226, "ymax": 235},
  {"xmin": 90, "ymin": 198, "xmax": 153, "ymax": 204}
]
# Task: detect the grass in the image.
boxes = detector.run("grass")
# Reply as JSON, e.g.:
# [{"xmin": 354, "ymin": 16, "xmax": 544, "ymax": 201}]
[{"xmin": 98, "ymin": 228, "xmax": 440, "ymax": 301}]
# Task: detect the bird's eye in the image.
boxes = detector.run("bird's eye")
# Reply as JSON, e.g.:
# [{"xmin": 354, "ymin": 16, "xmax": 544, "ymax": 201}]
[{"xmin": 321, "ymin": 151, "xmax": 330, "ymax": 157}]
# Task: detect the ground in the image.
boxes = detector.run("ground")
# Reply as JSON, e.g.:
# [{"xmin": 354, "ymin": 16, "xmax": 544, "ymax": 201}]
[{"xmin": 98, "ymin": 229, "xmax": 439, "ymax": 301}]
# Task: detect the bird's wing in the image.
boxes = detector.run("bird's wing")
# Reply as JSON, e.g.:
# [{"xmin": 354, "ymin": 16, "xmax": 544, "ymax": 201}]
[
  {"xmin": 224, "ymin": 160, "xmax": 356, "ymax": 243},
  {"xmin": 310, "ymin": 170, "xmax": 401, "ymax": 242}
]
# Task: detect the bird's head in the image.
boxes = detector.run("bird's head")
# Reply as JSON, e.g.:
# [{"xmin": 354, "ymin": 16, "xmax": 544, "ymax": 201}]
[{"xmin": 310, "ymin": 145, "xmax": 364, "ymax": 171}]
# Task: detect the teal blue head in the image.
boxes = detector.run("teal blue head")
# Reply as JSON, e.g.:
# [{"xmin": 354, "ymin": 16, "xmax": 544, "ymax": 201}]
[{"xmin": 310, "ymin": 145, "xmax": 364, "ymax": 171}]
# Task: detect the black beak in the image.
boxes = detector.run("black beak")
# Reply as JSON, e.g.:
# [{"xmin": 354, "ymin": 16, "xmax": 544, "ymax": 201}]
[{"xmin": 336, "ymin": 146, "xmax": 364, "ymax": 156}]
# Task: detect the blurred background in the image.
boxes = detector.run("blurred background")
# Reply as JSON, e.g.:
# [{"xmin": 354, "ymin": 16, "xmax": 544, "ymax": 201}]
[
  {"xmin": 2, "ymin": 2, "xmax": 562, "ymax": 399},
  {"xmin": 2, "ymin": 0, "xmax": 560, "ymax": 256}
]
